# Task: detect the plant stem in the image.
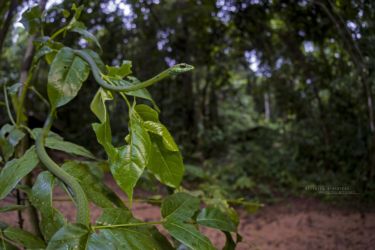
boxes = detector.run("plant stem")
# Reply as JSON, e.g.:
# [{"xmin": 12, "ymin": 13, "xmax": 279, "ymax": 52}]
[
  {"xmin": 92, "ymin": 220, "xmax": 163, "ymax": 230},
  {"xmin": 16, "ymin": 190, "xmax": 24, "ymax": 229},
  {"xmin": 120, "ymin": 92, "xmax": 131, "ymax": 109},
  {"xmin": 227, "ymin": 199, "xmax": 264, "ymax": 207},
  {"xmin": 0, "ymin": 231, "xmax": 21, "ymax": 249},
  {"xmin": 3, "ymin": 85, "xmax": 16, "ymax": 126},
  {"xmin": 29, "ymin": 86, "xmax": 50, "ymax": 107},
  {"xmin": 0, "ymin": 230, "xmax": 6, "ymax": 250},
  {"xmin": 49, "ymin": 27, "xmax": 66, "ymax": 41},
  {"xmin": 134, "ymin": 198, "xmax": 162, "ymax": 204},
  {"xmin": 16, "ymin": 66, "xmax": 35, "ymax": 124},
  {"xmin": 15, "ymin": 45, "xmax": 40, "ymax": 239},
  {"xmin": 49, "ymin": 197, "xmax": 163, "ymax": 204},
  {"xmin": 11, "ymin": 0, "xmax": 47, "ymax": 238}
]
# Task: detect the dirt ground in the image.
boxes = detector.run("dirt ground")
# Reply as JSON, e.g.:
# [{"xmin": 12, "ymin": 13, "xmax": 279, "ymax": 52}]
[{"xmin": 1, "ymin": 180, "xmax": 375, "ymax": 250}]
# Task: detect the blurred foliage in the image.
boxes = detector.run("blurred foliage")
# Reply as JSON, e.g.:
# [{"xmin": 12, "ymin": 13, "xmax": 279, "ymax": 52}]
[{"xmin": 1, "ymin": 0, "xmax": 375, "ymax": 201}]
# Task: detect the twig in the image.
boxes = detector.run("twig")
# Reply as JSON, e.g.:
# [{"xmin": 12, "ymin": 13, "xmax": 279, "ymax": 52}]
[
  {"xmin": 3, "ymin": 84, "xmax": 16, "ymax": 126},
  {"xmin": 92, "ymin": 220, "xmax": 163, "ymax": 230}
]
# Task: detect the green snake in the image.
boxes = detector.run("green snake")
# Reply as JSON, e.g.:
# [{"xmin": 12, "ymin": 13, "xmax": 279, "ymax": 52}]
[
  {"xmin": 35, "ymin": 109, "xmax": 90, "ymax": 225},
  {"xmin": 73, "ymin": 49, "xmax": 194, "ymax": 92},
  {"xmin": 35, "ymin": 49, "xmax": 193, "ymax": 226}
]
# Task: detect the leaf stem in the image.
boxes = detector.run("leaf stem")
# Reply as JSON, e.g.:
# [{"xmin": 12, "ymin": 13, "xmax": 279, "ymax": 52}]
[
  {"xmin": 0, "ymin": 230, "xmax": 21, "ymax": 248},
  {"xmin": 92, "ymin": 220, "xmax": 163, "ymax": 230},
  {"xmin": 16, "ymin": 65, "xmax": 36, "ymax": 124},
  {"xmin": 134, "ymin": 198, "xmax": 162, "ymax": 204},
  {"xmin": 29, "ymin": 86, "xmax": 49, "ymax": 107},
  {"xmin": 3, "ymin": 84, "xmax": 37, "ymax": 136},
  {"xmin": 3, "ymin": 84, "xmax": 16, "ymax": 126},
  {"xmin": 120, "ymin": 92, "xmax": 131, "ymax": 109},
  {"xmin": 103, "ymin": 74, "xmax": 132, "ymax": 108},
  {"xmin": 49, "ymin": 27, "xmax": 66, "ymax": 41},
  {"xmin": 19, "ymin": 125, "xmax": 35, "ymax": 138},
  {"xmin": 227, "ymin": 199, "xmax": 264, "ymax": 207},
  {"xmin": 0, "ymin": 230, "xmax": 6, "ymax": 250}
]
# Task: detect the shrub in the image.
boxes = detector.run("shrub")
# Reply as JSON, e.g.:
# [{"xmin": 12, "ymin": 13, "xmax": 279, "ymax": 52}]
[{"xmin": 0, "ymin": 5, "xmax": 241, "ymax": 249}]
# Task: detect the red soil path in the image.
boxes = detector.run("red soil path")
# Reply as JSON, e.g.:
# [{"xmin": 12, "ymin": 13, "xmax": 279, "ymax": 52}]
[{"xmin": 1, "ymin": 180, "xmax": 374, "ymax": 250}]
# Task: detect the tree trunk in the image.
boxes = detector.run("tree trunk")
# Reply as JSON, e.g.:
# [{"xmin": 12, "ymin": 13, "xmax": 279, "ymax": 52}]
[
  {"xmin": 264, "ymin": 92, "xmax": 271, "ymax": 121},
  {"xmin": 0, "ymin": 0, "xmax": 17, "ymax": 53}
]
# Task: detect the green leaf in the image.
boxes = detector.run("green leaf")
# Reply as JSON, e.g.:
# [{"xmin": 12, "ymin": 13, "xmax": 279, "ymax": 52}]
[
  {"xmin": 94, "ymin": 208, "xmax": 173, "ymax": 250},
  {"xmin": 110, "ymin": 113, "xmax": 151, "ymax": 204},
  {"xmin": 20, "ymin": 6, "xmax": 42, "ymax": 34},
  {"xmin": 5, "ymin": 127, "xmax": 25, "ymax": 147},
  {"xmin": 45, "ymin": 139, "xmax": 95, "ymax": 159},
  {"xmin": 0, "ymin": 232, "xmax": 18, "ymax": 250},
  {"xmin": 107, "ymin": 76, "xmax": 159, "ymax": 108},
  {"xmin": 42, "ymin": 40, "xmax": 64, "ymax": 64},
  {"xmin": 62, "ymin": 161, "xmax": 125, "ymax": 208},
  {"xmin": 241, "ymin": 200, "xmax": 263, "ymax": 214},
  {"xmin": 70, "ymin": 22, "xmax": 102, "ymax": 50},
  {"xmin": 31, "ymin": 128, "xmax": 95, "ymax": 159},
  {"xmin": 3, "ymin": 227, "xmax": 46, "ymax": 249},
  {"xmin": 147, "ymin": 136, "xmax": 184, "ymax": 188},
  {"xmin": 0, "ymin": 205, "xmax": 27, "ymax": 213},
  {"xmin": 185, "ymin": 164, "xmax": 208, "ymax": 179},
  {"xmin": 34, "ymin": 45, "xmax": 55, "ymax": 62},
  {"xmin": 163, "ymin": 220, "xmax": 215, "ymax": 250},
  {"xmin": 29, "ymin": 172, "xmax": 65, "ymax": 240},
  {"xmin": 161, "ymin": 192, "xmax": 200, "ymax": 221},
  {"xmin": 0, "ymin": 146, "xmax": 39, "ymax": 200},
  {"xmin": 90, "ymin": 88, "xmax": 116, "ymax": 158},
  {"xmin": 62, "ymin": 9, "xmax": 70, "ymax": 18},
  {"xmin": 134, "ymin": 105, "xmax": 184, "ymax": 187},
  {"xmin": 0, "ymin": 124, "xmax": 25, "ymax": 161},
  {"xmin": 134, "ymin": 104, "xmax": 159, "ymax": 122},
  {"xmin": 87, "ymin": 233, "xmax": 116, "ymax": 250},
  {"xmin": 128, "ymin": 88, "xmax": 160, "ymax": 110},
  {"xmin": 47, "ymin": 47, "xmax": 90, "ymax": 108},
  {"xmin": 205, "ymin": 194, "xmax": 240, "ymax": 227},
  {"xmin": 0, "ymin": 137, "xmax": 13, "ymax": 161},
  {"xmin": 0, "ymin": 242, "xmax": 17, "ymax": 250},
  {"xmin": 6, "ymin": 83, "xmax": 22, "ymax": 95},
  {"xmin": 197, "ymin": 207, "xmax": 237, "ymax": 232},
  {"xmin": 106, "ymin": 61, "xmax": 132, "ymax": 78},
  {"xmin": 92, "ymin": 120, "xmax": 116, "ymax": 158},
  {"xmin": 145, "ymin": 121, "xmax": 179, "ymax": 151},
  {"xmin": 45, "ymin": 52, "xmax": 57, "ymax": 64},
  {"xmin": 46, "ymin": 224, "xmax": 89, "ymax": 250},
  {"xmin": 71, "ymin": 4, "xmax": 84, "ymax": 20},
  {"xmin": 90, "ymin": 88, "xmax": 113, "ymax": 123}
]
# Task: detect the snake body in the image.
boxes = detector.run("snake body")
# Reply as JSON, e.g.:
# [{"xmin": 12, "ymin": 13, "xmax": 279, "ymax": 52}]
[
  {"xmin": 73, "ymin": 50, "xmax": 194, "ymax": 92},
  {"xmin": 35, "ymin": 110, "xmax": 90, "ymax": 225},
  {"xmin": 35, "ymin": 49, "xmax": 193, "ymax": 226}
]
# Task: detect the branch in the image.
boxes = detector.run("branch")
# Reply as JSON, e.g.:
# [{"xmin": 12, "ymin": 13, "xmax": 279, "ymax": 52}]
[{"xmin": 92, "ymin": 221, "xmax": 163, "ymax": 230}]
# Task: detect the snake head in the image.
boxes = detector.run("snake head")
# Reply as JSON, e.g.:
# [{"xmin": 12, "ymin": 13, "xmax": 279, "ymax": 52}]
[{"xmin": 169, "ymin": 63, "xmax": 194, "ymax": 75}]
